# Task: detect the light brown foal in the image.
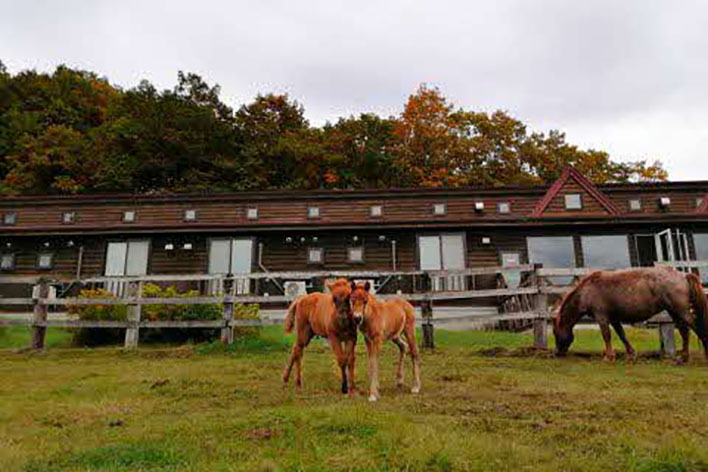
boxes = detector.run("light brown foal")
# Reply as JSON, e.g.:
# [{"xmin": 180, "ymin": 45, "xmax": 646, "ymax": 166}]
[
  {"xmin": 283, "ymin": 279, "xmax": 358, "ymax": 394},
  {"xmin": 350, "ymin": 281, "xmax": 421, "ymax": 402}
]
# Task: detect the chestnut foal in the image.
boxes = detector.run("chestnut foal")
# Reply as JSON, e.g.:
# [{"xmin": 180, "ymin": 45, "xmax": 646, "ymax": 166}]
[
  {"xmin": 283, "ymin": 279, "xmax": 358, "ymax": 394},
  {"xmin": 350, "ymin": 281, "xmax": 421, "ymax": 402}
]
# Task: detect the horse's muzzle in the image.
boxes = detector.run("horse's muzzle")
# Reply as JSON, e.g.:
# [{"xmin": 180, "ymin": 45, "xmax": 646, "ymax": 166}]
[{"xmin": 353, "ymin": 314, "xmax": 363, "ymax": 326}]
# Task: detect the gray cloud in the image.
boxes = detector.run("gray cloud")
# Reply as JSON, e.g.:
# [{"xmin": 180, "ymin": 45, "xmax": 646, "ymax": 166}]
[{"xmin": 1, "ymin": 0, "xmax": 707, "ymax": 180}]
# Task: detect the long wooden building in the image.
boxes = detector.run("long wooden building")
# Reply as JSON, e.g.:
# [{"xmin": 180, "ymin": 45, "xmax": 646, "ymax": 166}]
[{"xmin": 1, "ymin": 166, "xmax": 708, "ymax": 301}]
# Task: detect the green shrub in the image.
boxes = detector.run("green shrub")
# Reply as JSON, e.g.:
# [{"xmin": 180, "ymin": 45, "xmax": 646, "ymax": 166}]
[
  {"xmin": 68, "ymin": 288, "xmax": 127, "ymax": 346},
  {"xmin": 68, "ymin": 284, "xmax": 260, "ymax": 346}
]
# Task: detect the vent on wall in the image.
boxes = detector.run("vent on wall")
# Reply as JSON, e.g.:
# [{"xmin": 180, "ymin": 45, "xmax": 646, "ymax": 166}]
[{"xmin": 284, "ymin": 281, "xmax": 307, "ymax": 299}]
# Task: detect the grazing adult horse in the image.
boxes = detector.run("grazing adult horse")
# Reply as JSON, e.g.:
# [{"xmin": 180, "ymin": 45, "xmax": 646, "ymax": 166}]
[
  {"xmin": 282, "ymin": 279, "xmax": 358, "ymax": 394},
  {"xmin": 553, "ymin": 266, "xmax": 708, "ymax": 361},
  {"xmin": 349, "ymin": 281, "xmax": 421, "ymax": 402}
]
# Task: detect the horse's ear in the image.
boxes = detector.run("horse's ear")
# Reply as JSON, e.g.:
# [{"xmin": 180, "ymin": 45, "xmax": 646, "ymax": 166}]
[
  {"xmin": 325, "ymin": 280, "xmax": 334, "ymax": 291},
  {"xmin": 350, "ymin": 280, "xmax": 357, "ymax": 292},
  {"xmin": 364, "ymin": 281, "xmax": 371, "ymax": 292}
]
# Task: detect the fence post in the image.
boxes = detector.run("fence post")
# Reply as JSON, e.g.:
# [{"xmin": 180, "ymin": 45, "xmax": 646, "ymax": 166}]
[
  {"xmin": 31, "ymin": 279, "xmax": 49, "ymax": 350},
  {"xmin": 421, "ymin": 299, "xmax": 434, "ymax": 349},
  {"xmin": 124, "ymin": 281, "xmax": 141, "ymax": 349},
  {"xmin": 221, "ymin": 276, "xmax": 235, "ymax": 344},
  {"xmin": 659, "ymin": 322, "xmax": 676, "ymax": 357},
  {"xmin": 533, "ymin": 263, "xmax": 548, "ymax": 349}
]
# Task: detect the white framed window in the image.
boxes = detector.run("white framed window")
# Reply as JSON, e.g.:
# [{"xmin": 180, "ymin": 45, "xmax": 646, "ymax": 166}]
[
  {"xmin": 1, "ymin": 253, "xmax": 15, "ymax": 270},
  {"xmin": 348, "ymin": 247, "xmax": 364, "ymax": 263},
  {"xmin": 208, "ymin": 238, "xmax": 253, "ymax": 275},
  {"xmin": 418, "ymin": 233, "xmax": 466, "ymax": 291},
  {"xmin": 105, "ymin": 240, "xmax": 150, "ymax": 276},
  {"xmin": 37, "ymin": 253, "xmax": 53, "ymax": 270},
  {"xmin": 629, "ymin": 199, "xmax": 642, "ymax": 211},
  {"xmin": 308, "ymin": 247, "xmax": 323, "ymax": 263},
  {"xmin": 62, "ymin": 212, "xmax": 76, "ymax": 224},
  {"xmin": 433, "ymin": 203, "xmax": 446, "ymax": 215},
  {"xmin": 497, "ymin": 202, "xmax": 511, "ymax": 214},
  {"xmin": 370, "ymin": 205, "xmax": 383, "ymax": 217},
  {"xmin": 3, "ymin": 212, "xmax": 16, "ymax": 225},
  {"xmin": 184, "ymin": 209, "xmax": 197, "ymax": 221},
  {"xmin": 307, "ymin": 206, "xmax": 320, "ymax": 219},
  {"xmin": 564, "ymin": 194, "xmax": 582, "ymax": 210},
  {"xmin": 123, "ymin": 211, "xmax": 136, "ymax": 222},
  {"xmin": 246, "ymin": 207, "xmax": 258, "ymax": 220}
]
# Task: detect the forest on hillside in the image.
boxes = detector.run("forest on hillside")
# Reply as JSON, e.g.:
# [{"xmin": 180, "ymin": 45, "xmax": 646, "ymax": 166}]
[{"xmin": 0, "ymin": 61, "xmax": 667, "ymax": 195}]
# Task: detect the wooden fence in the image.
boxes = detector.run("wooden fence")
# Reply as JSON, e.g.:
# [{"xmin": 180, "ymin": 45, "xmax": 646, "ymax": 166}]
[{"xmin": 1, "ymin": 261, "xmax": 706, "ymax": 353}]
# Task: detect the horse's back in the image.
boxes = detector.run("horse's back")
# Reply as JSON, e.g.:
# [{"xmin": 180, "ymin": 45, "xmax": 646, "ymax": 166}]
[
  {"xmin": 296, "ymin": 292, "xmax": 334, "ymax": 335},
  {"xmin": 580, "ymin": 267, "xmax": 689, "ymax": 321}
]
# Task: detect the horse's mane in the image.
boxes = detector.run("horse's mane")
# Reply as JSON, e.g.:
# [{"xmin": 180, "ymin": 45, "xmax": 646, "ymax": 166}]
[{"xmin": 555, "ymin": 274, "xmax": 596, "ymax": 324}]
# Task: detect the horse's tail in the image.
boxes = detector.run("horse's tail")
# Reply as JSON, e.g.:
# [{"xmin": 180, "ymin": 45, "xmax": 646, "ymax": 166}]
[
  {"xmin": 284, "ymin": 296, "xmax": 303, "ymax": 334},
  {"xmin": 687, "ymin": 273, "xmax": 708, "ymax": 335}
]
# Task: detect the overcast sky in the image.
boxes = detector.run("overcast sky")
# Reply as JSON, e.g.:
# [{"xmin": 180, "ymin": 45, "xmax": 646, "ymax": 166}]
[{"xmin": 1, "ymin": 0, "xmax": 707, "ymax": 180}]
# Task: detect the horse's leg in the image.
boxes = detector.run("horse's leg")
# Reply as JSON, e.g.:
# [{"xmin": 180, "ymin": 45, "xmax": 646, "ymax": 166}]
[
  {"xmin": 677, "ymin": 323, "xmax": 691, "ymax": 363},
  {"xmin": 391, "ymin": 336, "xmax": 406, "ymax": 389},
  {"xmin": 610, "ymin": 321, "xmax": 635, "ymax": 360},
  {"xmin": 294, "ymin": 328, "xmax": 313, "ymax": 389},
  {"xmin": 329, "ymin": 335, "xmax": 349, "ymax": 395},
  {"xmin": 402, "ymin": 325, "xmax": 421, "ymax": 394},
  {"xmin": 598, "ymin": 319, "xmax": 615, "ymax": 362},
  {"xmin": 344, "ymin": 337, "xmax": 357, "ymax": 396},
  {"xmin": 365, "ymin": 336, "xmax": 382, "ymax": 401}
]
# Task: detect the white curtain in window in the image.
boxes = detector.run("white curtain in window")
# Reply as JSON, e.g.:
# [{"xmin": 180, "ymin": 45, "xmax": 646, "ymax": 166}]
[
  {"xmin": 105, "ymin": 242, "xmax": 128, "ymax": 276},
  {"xmin": 418, "ymin": 236, "xmax": 442, "ymax": 270},
  {"xmin": 441, "ymin": 234, "xmax": 465, "ymax": 270},
  {"xmin": 231, "ymin": 239, "xmax": 253, "ymax": 274},
  {"xmin": 208, "ymin": 239, "xmax": 232, "ymax": 274},
  {"xmin": 126, "ymin": 241, "xmax": 149, "ymax": 276}
]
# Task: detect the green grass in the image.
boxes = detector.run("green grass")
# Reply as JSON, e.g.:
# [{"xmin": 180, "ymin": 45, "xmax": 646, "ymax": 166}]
[{"xmin": 1, "ymin": 325, "xmax": 707, "ymax": 471}]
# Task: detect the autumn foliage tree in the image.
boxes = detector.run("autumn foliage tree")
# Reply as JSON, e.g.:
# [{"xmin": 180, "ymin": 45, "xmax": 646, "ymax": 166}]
[{"xmin": 0, "ymin": 63, "xmax": 667, "ymax": 195}]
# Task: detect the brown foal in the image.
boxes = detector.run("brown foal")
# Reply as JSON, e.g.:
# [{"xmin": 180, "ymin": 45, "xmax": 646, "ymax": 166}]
[
  {"xmin": 282, "ymin": 279, "xmax": 358, "ymax": 394},
  {"xmin": 350, "ymin": 281, "xmax": 421, "ymax": 402}
]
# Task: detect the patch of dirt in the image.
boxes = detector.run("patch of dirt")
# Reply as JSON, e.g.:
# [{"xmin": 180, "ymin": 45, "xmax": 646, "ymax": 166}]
[
  {"xmin": 438, "ymin": 374, "xmax": 465, "ymax": 382},
  {"xmin": 245, "ymin": 428, "xmax": 281, "ymax": 441},
  {"xmin": 477, "ymin": 346, "xmax": 552, "ymax": 358}
]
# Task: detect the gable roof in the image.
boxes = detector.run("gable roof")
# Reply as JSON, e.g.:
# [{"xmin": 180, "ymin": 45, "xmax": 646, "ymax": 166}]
[{"xmin": 530, "ymin": 166, "xmax": 620, "ymax": 217}]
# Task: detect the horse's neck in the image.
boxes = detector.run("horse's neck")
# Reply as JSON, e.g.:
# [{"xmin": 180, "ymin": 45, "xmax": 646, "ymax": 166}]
[{"xmin": 560, "ymin": 289, "xmax": 585, "ymax": 328}]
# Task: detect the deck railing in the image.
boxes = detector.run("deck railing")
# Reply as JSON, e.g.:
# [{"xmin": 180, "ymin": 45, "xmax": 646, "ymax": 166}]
[{"xmin": 1, "ymin": 261, "xmax": 707, "ymax": 353}]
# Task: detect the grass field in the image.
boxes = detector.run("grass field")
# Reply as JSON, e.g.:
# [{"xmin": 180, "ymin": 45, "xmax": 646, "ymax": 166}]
[{"xmin": 1, "ymin": 325, "xmax": 707, "ymax": 471}]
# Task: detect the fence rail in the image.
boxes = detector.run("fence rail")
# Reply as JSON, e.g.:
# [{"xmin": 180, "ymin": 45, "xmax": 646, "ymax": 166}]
[{"xmin": 3, "ymin": 261, "xmax": 707, "ymax": 352}]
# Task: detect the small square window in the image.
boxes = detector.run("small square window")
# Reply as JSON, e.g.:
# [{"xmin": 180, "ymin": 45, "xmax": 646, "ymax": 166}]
[
  {"xmin": 497, "ymin": 202, "xmax": 510, "ymax": 214},
  {"xmin": 246, "ymin": 207, "xmax": 258, "ymax": 219},
  {"xmin": 348, "ymin": 247, "xmax": 364, "ymax": 263},
  {"xmin": 123, "ymin": 211, "xmax": 136, "ymax": 222},
  {"xmin": 629, "ymin": 199, "xmax": 642, "ymax": 211},
  {"xmin": 1, "ymin": 253, "xmax": 15, "ymax": 270},
  {"xmin": 308, "ymin": 247, "xmax": 323, "ymax": 263},
  {"xmin": 370, "ymin": 205, "xmax": 383, "ymax": 217},
  {"xmin": 184, "ymin": 209, "xmax": 197, "ymax": 221},
  {"xmin": 3, "ymin": 212, "xmax": 17, "ymax": 225},
  {"xmin": 564, "ymin": 194, "xmax": 582, "ymax": 210},
  {"xmin": 37, "ymin": 253, "xmax": 53, "ymax": 270},
  {"xmin": 433, "ymin": 203, "xmax": 446, "ymax": 215},
  {"xmin": 307, "ymin": 207, "xmax": 320, "ymax": 218},
  {"xmin": 62, "ymin": 212, "xmax": 75, "ymax": 224}
]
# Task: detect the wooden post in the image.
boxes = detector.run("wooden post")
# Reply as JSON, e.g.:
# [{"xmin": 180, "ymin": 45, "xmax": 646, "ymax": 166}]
[
  {"xmin": 124, "ymin": 282, "xmax": 141, "ymax": 349},
  {"xmin": 659, "ymin": 322, "xmax": 676, "ymax": 357},
  {"xmin": 221, "ymin": 276, "xmax": 234, "ymax": 344},
  {"xmin": 31, "ymin": 280, "xmax": 49, "ymax": 350},
  {"xmin": 421, "ymin": 299, "xmax": 434, "ymax": 349},
  {"xmin": 533, "ymin": 263, "xmax": 548, "ymax": 349}
]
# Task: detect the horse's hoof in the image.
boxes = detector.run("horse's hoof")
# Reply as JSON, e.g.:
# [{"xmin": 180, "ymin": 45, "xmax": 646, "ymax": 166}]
[
  {"xmin": 411, "ymin": 387, "xmax": 420, "ymax": 394},
  {"xmin": 368, "ymin": 395, "xmax": 377, "ymax": 402}
]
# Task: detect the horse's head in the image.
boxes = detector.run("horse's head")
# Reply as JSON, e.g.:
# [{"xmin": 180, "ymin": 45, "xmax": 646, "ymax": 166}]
[
  {"xmin": 552, "ymin": 304, "xmax": 574, "ymax": 356},
  {"xmin": 349, "ymin": 280, "xmax": 371, "ymax": 327},
  {"xmin": 326, "ymin": 278, "xmax": 353, "ymax": 320}
]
